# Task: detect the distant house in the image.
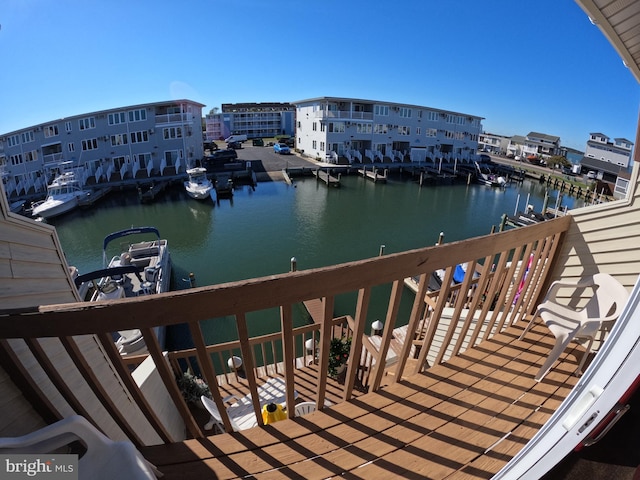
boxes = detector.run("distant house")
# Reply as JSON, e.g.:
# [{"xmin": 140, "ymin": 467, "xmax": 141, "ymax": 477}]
[
  {"xmin": 523, "ymin": 132, "xmax": 561, "ymax": 158},
  {"xmin": 506, "ymin": 135, "xmax": 527, "ymax": 158},
  {"xmin": 478, "ymin": 132, "xmax": 511, "ymax": 155},
  {"xmin": 580, "ymin": 132, "xmax": 634, "ymax": 199}
]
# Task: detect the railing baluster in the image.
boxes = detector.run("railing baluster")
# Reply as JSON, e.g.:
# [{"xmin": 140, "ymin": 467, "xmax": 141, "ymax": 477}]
[
  {"xmin": 187, "ymin": 320, "xmax": 234, "ymax": 434},
  {"xmin": 234, "ymin": 313, "xmax": 262, "ymax": 426},
  {"xmin": 344, "ymin": 287, "xmax": 371, "ymax": 401},
  {"xmin": 280, "ymin": 304, "xmax": 296, "ymax": 416},
  {"xmin": 370, "ymin": 279, "xmax": 403, "ymax": 391},
  {"xmin": 316, "ymin": 296, "xmax": 334, "ymax": 410},
  {"xmin": 140, "ymin": 328, "xmax": 202, "ymax": 439},
  {"xmin": 395, "ymin": 273, "xmax": 428, "ymax": 382}
]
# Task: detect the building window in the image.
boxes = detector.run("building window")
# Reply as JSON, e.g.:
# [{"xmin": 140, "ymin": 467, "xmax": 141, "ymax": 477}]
[
  {"xmin": 43, "ymin": 125, "xmax": 59, "ymax": 138},
  {"xmin": 128, "ymin": 109, "xmax": 147, "ymax": 122},
  {"xmin": 357, "ymin": 123, "xmax": 372, "ymax": 134},
  {"xmin": 321, "ymin": 123, "xmax": 326, "ymax": 132},
  {"xmin": 10, "ymin": 154, "xmax": 23, "ymax": 165},
  {"xmin": 312, "ymin": 140, "xmax": 317, "ymax": 149},
  {"xmin": 7, "ymin": 134, "xmax": 20, "ymax": 147},
  {"xmin": 416, "ymin": 127, "xmax": 421, "ymax": 135},
  {"xmin": 108, "ymin": 112, "xmax": 127, "ymax": 125},
  {"xmin": 312, "ymin": 122, "xmax": 317, "ymax": 131},
  {"xmin": 374, "ymin": 124, "xmax": 388, "ymax": 134},
  {"xmin": 130, "ymin": 130, "xmax": 149, "ymax": 143},
  {"xmin": 65, "ymin": 121, "xmax": 73, "ymax": 132},
  {"xmin": 163, "ymin": 127, "xmax": 182, "ymax": 139},
  {"xmin": 25, "ymin": 150, "xmax": 38, "ymax": 162},
  {"xmin": 21, "ymin": 131, "xmax": 34, "ymax": 143},
  {"xmin": 398, "ymin": 125, "xmax": 410, "ymax": 136},
  {"xmin": 399, "ymin": 107, "xmax": 412, "ymax": 118},
  {"xmin": 67, "ymin": 143, "xmax": 75, "ymax": 152},
  {"xmin": 374, "ymin": 105, "xmax": 389, "ymax": 116},
  {"xmin": 329, "ymin": 122, "xmax": 345, "ymax": 133},
  {"xmin": 110, "ymin": 134, "xmax": 128, "ymax": 146},
  {"xmin": 79, "ymin": 117, "xmax": 96, "ymax": 130},
  {"xmin": 427, "ymin": 111, "xmax": 439, "ymax": 122},
  {"xmin": 320, "ymin": 141, "xmax": 325, "ymax": 151},
  {"xmin": 81, "ymin": 138, "xmax": 98, "ymax": 151}
]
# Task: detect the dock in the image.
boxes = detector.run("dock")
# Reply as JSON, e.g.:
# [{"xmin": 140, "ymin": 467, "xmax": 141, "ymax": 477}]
[
  {"xmin": 302, "ymin": 298, "xmax": 324, "ymax": 324},
  {"xmin": 78, "ymin": 187, "xmax": 112, "ymax": 207},
  {"xmin": 138, "ymin": 181, "xmax": 169, "ymax": 203},
  {"xmin": 358, "ymin": 167, "xmax": 387, "ymax": 183},
  {"xmin": 313, "ymin": 168, "xmax": 341, "ymax": 187}
]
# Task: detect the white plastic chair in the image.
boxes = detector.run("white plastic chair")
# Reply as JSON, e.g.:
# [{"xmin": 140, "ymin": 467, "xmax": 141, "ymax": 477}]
[
  {"xmin": 520, "ymin": 273, "xmax": 629, "ymax": 381},
  {"xmin": 0, "ymin": 415, "xmax": 158, "ymax": 480},
  {"xmin": 201, "ymin": 395, "xmax": 244, "ymax": 432},
  {"xmin": 294, "ymin": 402, "xmax": 317, "ymax": 417}
]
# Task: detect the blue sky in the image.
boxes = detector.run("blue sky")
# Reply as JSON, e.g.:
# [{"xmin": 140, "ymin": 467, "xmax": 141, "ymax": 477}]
[{"xmin": 2, "ymin": 0, "xmax": 638, "ymax": 151}]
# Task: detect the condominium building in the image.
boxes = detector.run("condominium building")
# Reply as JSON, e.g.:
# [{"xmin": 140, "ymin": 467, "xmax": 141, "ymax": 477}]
[
  {"xmin": 204, "ymin": 102, "xmax": 295, "ymax": 141},
  {"xmin": 292, "ymin": 97, "xmax": 483, "ymax": 164},
  {"xmin": 0, "ymin": 99, "xmax": 205, "ymax": 199}
]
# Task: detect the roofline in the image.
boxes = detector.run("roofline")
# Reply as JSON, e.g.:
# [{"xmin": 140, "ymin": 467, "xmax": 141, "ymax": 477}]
[
  {"xmin": 291, "ymin": 96, "xmax": 485, "ymax": 120},
  {"xmin": 575, "ymin": 0, "xmax": 640, "ymax": 83},
  {"xmin": 1, "ymin": 99, "xmax": 206, "ymax": 137}
]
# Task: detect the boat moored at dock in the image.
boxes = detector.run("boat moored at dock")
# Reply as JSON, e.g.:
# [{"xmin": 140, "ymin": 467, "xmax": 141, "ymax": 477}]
[
  {"xmin": 31, "ymin": 166, "xmax": 90, "ymax": 219},
  {"xmin": 75, "ymin": 226, "xmax": 171, "ymax": 355},
  {"xmin": 184, "ymin": 167, "xmax": 214, "ymax": 200}
]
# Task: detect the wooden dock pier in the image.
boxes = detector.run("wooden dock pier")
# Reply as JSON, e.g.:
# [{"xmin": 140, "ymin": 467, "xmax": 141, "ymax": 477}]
[
  {"xmin": 358, "ymin": 167, "xmax": 387, "ymax": 183},
  {"xmin": 302, "ymin": 298, "xmax": 324, "ymax": 324},
  {"xmin": 313, "ymin": 168, "xmax": 341, "ymax": 187}
]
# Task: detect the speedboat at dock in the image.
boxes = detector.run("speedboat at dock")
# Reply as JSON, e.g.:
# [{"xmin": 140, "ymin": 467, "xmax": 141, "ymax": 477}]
[
  {"xmin": 31, "ymin": 169, "xmax": 89, "ymax": 219},
  {"xmin": 184, "ymin": 167, "xmax": 214, "ymax": 200},
  {"xmin": 74, "ymin": 226, "xmax": 171, "ymax": 355}
]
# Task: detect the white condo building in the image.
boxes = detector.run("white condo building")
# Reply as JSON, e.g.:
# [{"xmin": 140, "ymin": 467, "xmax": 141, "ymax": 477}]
[
  {"xmin": 293, "ymin": 97, "xmax": 483, "ymax": 164},
  {"xmin": 0, "ymin": 99, "xmax": 204, "ymax": 199}
]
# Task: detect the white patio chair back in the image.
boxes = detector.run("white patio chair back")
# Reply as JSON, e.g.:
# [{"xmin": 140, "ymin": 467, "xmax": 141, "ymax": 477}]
[
  {"xmin": 520, "ymin": 273, "xmax": 629, "ymax": 381},
  {"xmin": 0, "ymin": 415, "xmax": 157, "ymax": 480},
  {"xmin": 294, "ymin": 402, "xmax": 317, "ymax": 417}
]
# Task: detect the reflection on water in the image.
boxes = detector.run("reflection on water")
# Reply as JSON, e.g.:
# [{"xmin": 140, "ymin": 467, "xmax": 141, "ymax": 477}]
[{"xmin": 52, "ymin": 175, "xmax": 584, "ymax": 345}]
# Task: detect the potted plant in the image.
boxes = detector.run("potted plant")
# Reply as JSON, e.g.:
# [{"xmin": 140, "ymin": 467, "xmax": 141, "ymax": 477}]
[
  {"xmin": 328, "ymin": 337, "xmax": 351, "ymax": 377},
  {"xmin": 177, "ymin": 371, "xmax": 211, "ymax": 406}
]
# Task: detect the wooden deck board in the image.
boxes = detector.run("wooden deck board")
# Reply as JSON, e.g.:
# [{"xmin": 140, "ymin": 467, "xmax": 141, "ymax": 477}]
[{"xmin": 141, "ymin": 322, "xmax": 580, "ymax": 479}]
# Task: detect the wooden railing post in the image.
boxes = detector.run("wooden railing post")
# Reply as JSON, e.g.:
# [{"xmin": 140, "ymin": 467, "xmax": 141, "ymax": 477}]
[{"xmin": 343, "ymin": 287, "xmax": 370, "ymax": 401}]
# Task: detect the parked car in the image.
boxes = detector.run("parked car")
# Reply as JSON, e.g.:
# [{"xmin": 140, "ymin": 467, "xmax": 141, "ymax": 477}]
[
  {"xmin": 212, "ymin": 149, "xmax": 237, "ymax": 160},
  {"xmin": 587, "ymin": 170, "xmax": 597, "ymax": 179},
  {"xmin": 252, "ymin": 138, "xmax": 264, "ymax": 147},
  {"xmin": 274, "ymin": 143, "xmax": 291, "ymax": 154},
  {"xmin": 227, "ymin": 141, "xmax": 243, "ymax": 149}
]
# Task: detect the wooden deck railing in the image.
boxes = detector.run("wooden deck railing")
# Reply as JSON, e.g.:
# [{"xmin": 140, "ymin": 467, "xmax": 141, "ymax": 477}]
[{"xmin": 0, "ymin": 215, "xmax": 571, "ymax": 446}]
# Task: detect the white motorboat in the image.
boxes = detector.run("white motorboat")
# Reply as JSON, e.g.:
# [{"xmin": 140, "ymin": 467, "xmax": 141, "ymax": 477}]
[
  {"xmin": 31, "ymin": 169, "xmax": 89, "ymax": 219},
  {"xmin": 474, "ymin": 161, "xmax": 507, "ymax": 187},
  {"xmin": 184, "ymin": 167, "xmax": 213, "ymax": 200},
  {"xmin": 74, "ymin": 226, "xmax": 171, "ymax": 355}
]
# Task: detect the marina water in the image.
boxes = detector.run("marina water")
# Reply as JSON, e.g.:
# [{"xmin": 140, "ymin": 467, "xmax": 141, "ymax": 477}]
[{"xmin": 51, "ymin": 174, "xmax": 586, "ymax": 347}]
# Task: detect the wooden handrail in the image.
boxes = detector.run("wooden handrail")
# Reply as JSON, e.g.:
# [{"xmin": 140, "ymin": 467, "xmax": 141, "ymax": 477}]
[{"xmin": 0, "ymin": 216, "xmax": 572, "ymax": 445}]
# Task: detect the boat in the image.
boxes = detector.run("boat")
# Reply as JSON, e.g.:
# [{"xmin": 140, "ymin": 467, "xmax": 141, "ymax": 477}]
[
  {"xmin": 75, "ymin": 226, "xmax": 171, "ymax": 355},
  {"xmin": 475, "ymin": 161, "xmax": 507, "ymax": 187},
  {"xmin": 31, "ymin": 167, "xmax": 89, "ymax": 219},
  {"xmin": 184, "ymin": 167, "xmax": 214, "ymax": 200}
]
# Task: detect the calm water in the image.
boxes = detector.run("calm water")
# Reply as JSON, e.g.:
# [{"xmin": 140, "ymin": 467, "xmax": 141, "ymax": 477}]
[{"xmin": 52, "ymin": 174, "xmax": 584, "ymax": 345}]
